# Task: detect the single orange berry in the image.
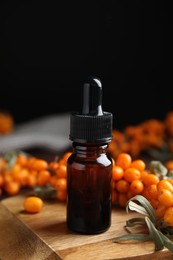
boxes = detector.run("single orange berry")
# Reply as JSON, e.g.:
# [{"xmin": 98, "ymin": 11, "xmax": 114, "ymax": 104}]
[
  {"xmin": 37, "ymin": 170, "xmax": 51, "ymax": 186},
  {"xmin": 116, "ymin": 153, "xmax": 132, "ymax": 170},
  {"xmin": 5, "ymin": 181, "xmax": 20, "ymax": 195},
  {"xmin": 149, "ymin": 198, "xmax": 159, "ymax": 209},
  {"xmin": 112, "ymin": 165, "xmax": 124, "ymax": 181},
  {"xmin": 112, "ymin": 190, "xmax": 119, "ymax": 203},
  {"xmin": 130, "ymin": 180, "xmax": 144, "ymax": 194},
  {"xmin": 55, "ymin": 178, "xmax": 67, "ymax": 191},
  {"xmin": 118, "ymin": 193, "xmax": 128, "ymax": 207},
  {"xmin": 124, "ymin": 168, "xmax": 141, "ymax": 183},
  {"xmin": 158, "ymin": 189, "xmax": 173, "ymax": 207},
  {"xmin": 155, "ymin": 203, "xmax": 167, "ymax": 219},
  {"xmin": 16, "ymin": 154, "xmax": 28, "ymax": 167},
  {"xmin": 55, "ymin": 164, "xmax": 67, "ymax": 178},
  {"xmin": 164, "ymin": 207, "xmax": 173, "ymax": 226},
  {"xmin": 56, "ymin": 190, "xmax": 67, "ymax": 202},
  {"xmin": 147, "ymin": 184, "xmax": 158, "ymax": 200},
  {"xmin": 157, "ymin": 179, "xmax": 173, "ymax": 194},
  {"xmin": 23, "ymin": 196, "xmax": 43, "ymax": 213},
  {"xmin": 130, "ymin": 159, "xmax": 146, "ymax": 171},
  {"xmin": 31, "ymin": 159, "xmax": 48, "ymax": 171},
  {"xmin": 164, "ymin": 160, "xmax": 173, "ymax": 171},
  {"xmin": 116, "ymin": 179, "xmax": 130, "ymax": 193},
  {"xmin": 142, "ymin": 173, "xmax": 159, "ymax": 186}
]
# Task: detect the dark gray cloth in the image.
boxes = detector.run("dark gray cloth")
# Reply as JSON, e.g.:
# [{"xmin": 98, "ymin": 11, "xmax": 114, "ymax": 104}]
[{"xmin": 0, "ymin": 113, "xmax": 71, "ymax": 154}]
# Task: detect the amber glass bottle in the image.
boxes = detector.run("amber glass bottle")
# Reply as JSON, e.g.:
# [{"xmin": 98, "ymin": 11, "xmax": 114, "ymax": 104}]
[{"xmin": 67, "ymin": 77, "xmax": 113, "ymax": 234}]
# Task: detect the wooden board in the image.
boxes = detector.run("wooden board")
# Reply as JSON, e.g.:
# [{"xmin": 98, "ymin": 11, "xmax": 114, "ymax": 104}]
[{"xmin": 0, "ymin": 192, "xmax": 173, "ymax": 260}]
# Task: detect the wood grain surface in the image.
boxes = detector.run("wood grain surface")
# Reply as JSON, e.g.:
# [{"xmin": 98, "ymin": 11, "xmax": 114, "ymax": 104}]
[{"xmin": 0, "ymin": 191, "xmax": 173, "ymax": 260}]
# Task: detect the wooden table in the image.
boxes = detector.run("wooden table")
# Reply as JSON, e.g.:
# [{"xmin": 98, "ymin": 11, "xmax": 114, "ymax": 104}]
[{"xmin": 0, "ymin": 191, "xmax": 173, "ymax": 260}]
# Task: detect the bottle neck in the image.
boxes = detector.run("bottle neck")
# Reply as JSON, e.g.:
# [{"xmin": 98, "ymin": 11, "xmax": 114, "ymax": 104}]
[{"xmin": 72, "ymin": 142, "xmax": 108, "ymax": 157}]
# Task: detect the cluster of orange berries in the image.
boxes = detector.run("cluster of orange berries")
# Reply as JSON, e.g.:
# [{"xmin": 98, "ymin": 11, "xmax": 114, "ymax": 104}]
[
  {"xmin": 108, "ymin": 111, "xmax": 173, "ymax": 158},
  {"xmin": 0, "ymin": 152, "xmax": 71, "ymax": 202},
  {"xmin": 112, "ymin": 153, "xmax": 173, "ymax": 227}
]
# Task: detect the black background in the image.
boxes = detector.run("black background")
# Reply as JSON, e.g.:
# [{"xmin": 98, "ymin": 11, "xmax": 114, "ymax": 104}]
[{"xmin": 0, "ymin": 1, "xmax": 172, "ymax": 130}]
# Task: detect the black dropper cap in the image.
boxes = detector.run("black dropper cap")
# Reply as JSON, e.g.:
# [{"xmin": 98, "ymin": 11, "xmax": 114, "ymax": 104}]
[{"xmin": 69, "ymin": 77, "xmax": 113, "ymax": 144}]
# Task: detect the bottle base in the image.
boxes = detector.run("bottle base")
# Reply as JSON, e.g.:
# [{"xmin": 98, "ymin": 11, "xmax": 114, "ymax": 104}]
[{"xmin": 67, "ymin": 222, "xmax": 111, "ymax": 235}]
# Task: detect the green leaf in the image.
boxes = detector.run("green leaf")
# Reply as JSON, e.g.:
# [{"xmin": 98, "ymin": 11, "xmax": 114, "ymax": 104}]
[
  {"xmin": 113, "ymin": 233, "xmax": 151, "ymax": 243},
  {"xmin": 149, "ymin": 160, "xmax": 168, "ymax": 179},
  {"xmin": 34, "ymin": 184, "xmax": 56, "ymax": 200},
  {"xmin": 158, "ymin": 231, "xmax": 173, "ymax": 252},
  {"xmin": 126, "ymin": 195, "xmax": 157, "ymax": 224},
  {"xmin": 145, "ymin": 217, "xmax": 164, "ymax": 251},
  {"xmin": 127, "ymin": 201, "xmax": 148, "ymax": 216},
  {"xmin": 126, "ymin": 217, "xmax": 146, "ymax": 227},
  {"xmin": 3, "ymin": 150, "xmax": 30, "ymax": 169}
]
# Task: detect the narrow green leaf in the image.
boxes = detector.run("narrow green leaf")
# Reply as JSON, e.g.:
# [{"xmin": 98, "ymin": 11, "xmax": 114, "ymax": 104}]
[
  {"xmin": 158, "ymin": 231, "xmax": 173, "ymax": 252},
  {"xmin": 145, "ymin": 217, "xmax": 164, "ymax": 251},
  {"xmin": 113, "ymin": 233, "xmax": 151, "ymax": 243},
  {"xmin": 127, "ymin": 201, "xmax": 148, "ymax": 216},
  {"xmin": 126, "ymin": 195, "xmax": 157, "ymax": 224},
  {"xmin": 34, "ymin": 184, "xmax": 56, "ymax": 200},
  {"xmin": 149, "ymin": 160, "xmax": 167, "ymax": 179},
  {"xmin": 126, "ymin": 217, "xmax": 146, "ymax": 227}
]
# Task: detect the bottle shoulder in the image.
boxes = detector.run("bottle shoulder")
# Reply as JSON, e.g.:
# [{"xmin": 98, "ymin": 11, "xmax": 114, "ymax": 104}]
[{"xmin": 67, "ymin": 153, "xmax": 112, "ymax": 167}]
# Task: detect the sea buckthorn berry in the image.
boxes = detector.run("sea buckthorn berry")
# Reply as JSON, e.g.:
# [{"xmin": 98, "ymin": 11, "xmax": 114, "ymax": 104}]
[
  {"xmin": 155, "ymin": 203, "xmax": 167, "ymax": 219},
  {"xmin": 127, "ymin": 189, "xmax": 134, "ymax": 200},
  {"xmin": 140, "ymin": 170, "xmax": 149, "ymax": 181},
  {"xmin": 147, "ymin": 184, "xmax": 158, "ymax": 200},
  {"xmin": 141, "ymin": 186, "xmax": 151, "ymax": 200},
  {"xmin": 142, "ymin": 173, "xmax": 159, "ymax": 186},
  {"xmin": 118, "ymin": 193, "xmax": 128, "ymax": 207},
  {"xmin": 26, "ymin": 174, "xmax": 37, "ymax": 187},
  {"xmin": 37, "ymin": 170, "xmax": 51, "ymax": 186},
  {"xmin": 124, "ymin": 168, "xmax": 141, "ymax": 183},
  {"xmin": 168, "ymin": 179, "xmax": 173, "ymax": 186},
  {"xmin": 31, "ymin": 159, "xmax": 48, "ymax": 171},
  {"xmin": 27, "ymin": 157, "xmax": 36, "ymax": 169},
  {"xmin": 0, "ymin": 158, "xmax": 7, "ymax": 171},
  {"xmin": 116, "ymin": 179, "xmax": 130, "ymax": 193},
  {"xmin": 130, "ymin": 159, "xmax": 146, "ymax": 171},
  {"xmin": 112, "ymin": 190, "xmax": 119, "ymax": 203},
  {"xmin": 164, "ymin": 206, "xmax": 173, "ymax": 226},
  {"xmin": 0, "ymin": 112, "xmax": 14, "ymax": 134},
  {"xmin": 130, "ymin": 180, "xmax": 144, "ymax": 194},
  {"xmin": 4, "ymin": 181, "xmax": 20, "ymax": 195},
  {"xmin": 0, "ymin": 174, "xmax": 4, "ymax": 187},
  {"xmin": 12, "ymin": 168, "xmax": 29, "ymax": 186},
  {"xmin": 112, "ymin": 180, "xmax": 116, "ymax": 190},
  {"xmin": 55, "ymin": 164, "xmax": 67, "ymax": 178},
  {"xmin": 55, "ymin": 178, "xmax": 67, "ymax": 191},
  {"xmin": 158, "ymin": 189, "xmax": 173, "ymax": 207},
  {"xmin": 112, "ymin": 165, "xmax": 124, "ymax": 181},
  {"xmin": 16, "ymin": 154, "xmax": 28, "ymax": 167},
  {"xmin": 49, "ymin": 175, "xmax": 58, "ymax": 188},
  {"xmin": 149, "ymin": 198, "xmax": 159, "ymax": 209},
  {"xmin": 56, "ymin": 190, "xmax": 67, "ymax": 201},
  {"xmin": 157, "ymin": 179, "xmax": 173, "ymax": 194},
  {"xmin": 164, "ymin": 160, "xmax": 173, "ymax": 171},
  {"xmin": 116, "ymin": 153, "xmax": 132, "ymax": 170},
  {"xmin": 49, "ymin": 161, "xmax": 59, "ymax": 171},
  {"xmin": 23, "ymin": 196, "xmax": 43, "ymax": 213},
  {"xmin": 62, "ymin": 152, "xmax": 72, "ymax": 164},
  {"xmin": 3, "ymin": 171, "xmax": 13, "ymax": 185}
]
